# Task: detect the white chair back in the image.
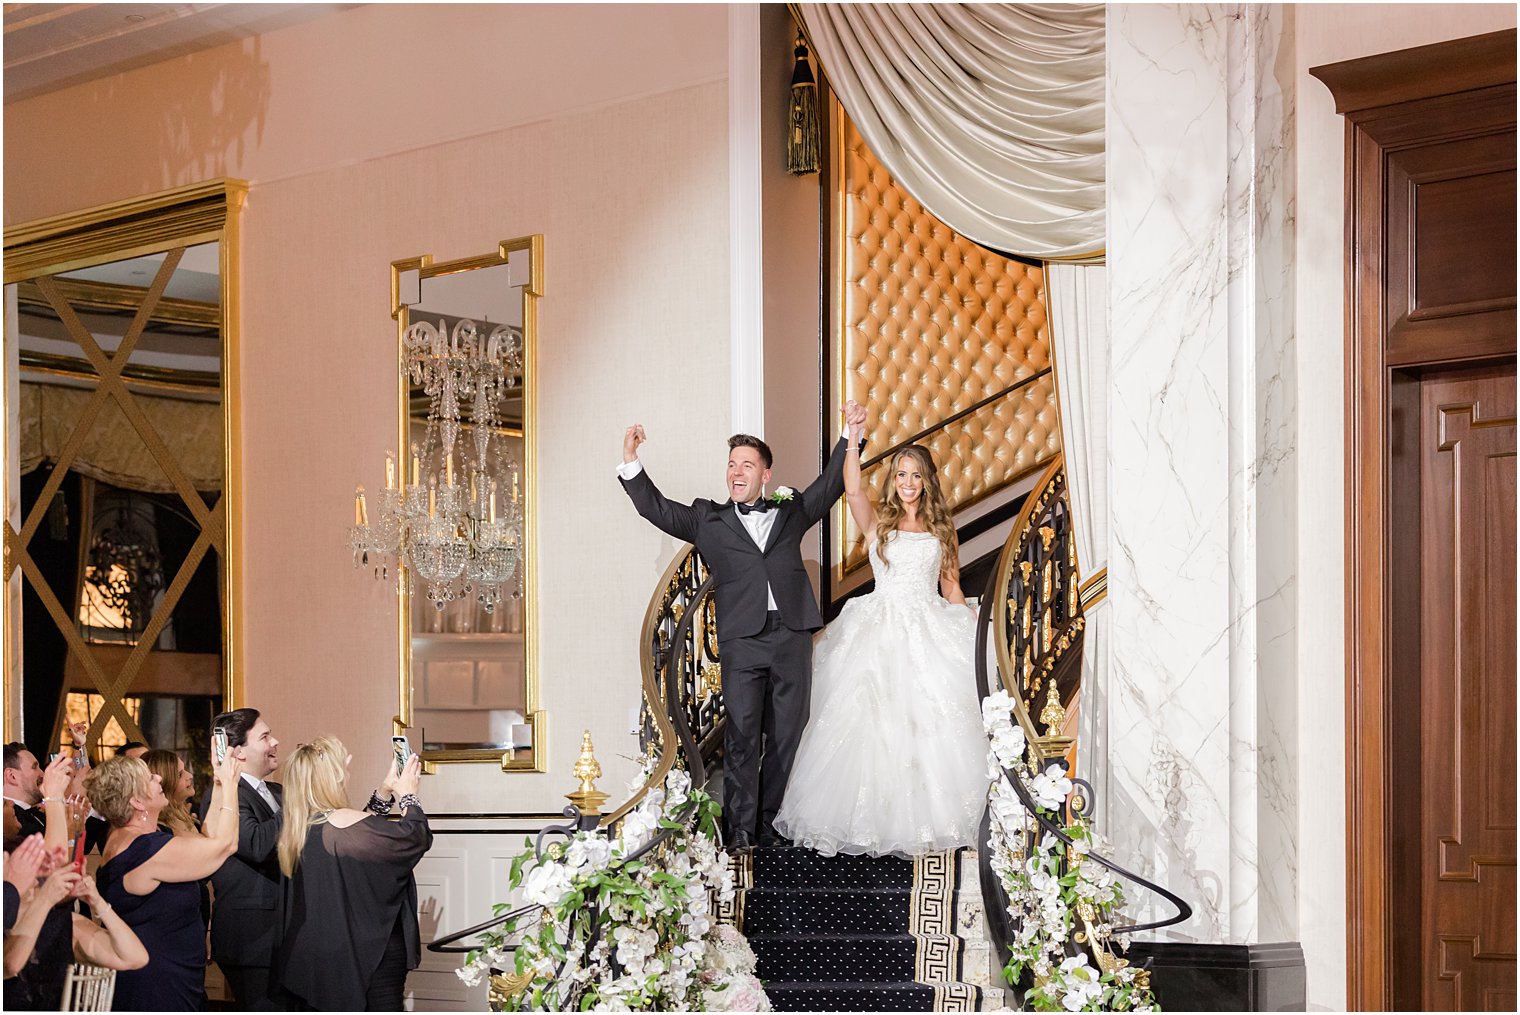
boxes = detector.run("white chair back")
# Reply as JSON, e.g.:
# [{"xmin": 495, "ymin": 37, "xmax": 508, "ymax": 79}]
[{"xmin": 59, "ymin": 962, "xmax": 117, "ymax": 1011}]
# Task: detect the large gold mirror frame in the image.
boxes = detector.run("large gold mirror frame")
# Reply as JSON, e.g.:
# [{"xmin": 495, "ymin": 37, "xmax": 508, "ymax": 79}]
[
  {"xmin": 3, "ymin": 180, "xmax": 247, "ymax": 746},
  {"xmin": 390, "ymin": 237, "xmax": 545, "ymax": 772}
]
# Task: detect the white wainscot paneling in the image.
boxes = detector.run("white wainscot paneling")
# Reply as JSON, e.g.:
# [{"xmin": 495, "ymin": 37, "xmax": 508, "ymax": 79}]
[{"xmin": 408, "ymin": 824, "xmax": 547, "ymax": 1012}]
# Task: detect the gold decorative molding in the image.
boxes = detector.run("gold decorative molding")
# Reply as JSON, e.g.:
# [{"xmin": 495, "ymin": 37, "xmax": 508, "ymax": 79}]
[
  {"xmin": 3, "ymin": 179, "xmax": 247, "ymax": 744},
  {"xmin": 391, "ymin": 238, "xmax": 547, "ymax": 773},
  {"xmin": 4, "ymin": 179, "xmax": 246, "ymax": 283}
]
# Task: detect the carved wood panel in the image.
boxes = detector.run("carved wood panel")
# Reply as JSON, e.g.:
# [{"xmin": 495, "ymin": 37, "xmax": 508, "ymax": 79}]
[
  {"xmin": 1312, "ymin": 26, "xmax": 1517, "ymax": 1011},
  {"xmin": 1418, "ymin": 368, "xmax": 1517, "ymax": 1013}
]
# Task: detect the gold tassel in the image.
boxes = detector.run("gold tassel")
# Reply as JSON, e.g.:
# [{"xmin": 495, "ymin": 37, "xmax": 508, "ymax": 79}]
[{"xmin": 787, "ymin": 33, "xmax": 820, "ymax": 175}]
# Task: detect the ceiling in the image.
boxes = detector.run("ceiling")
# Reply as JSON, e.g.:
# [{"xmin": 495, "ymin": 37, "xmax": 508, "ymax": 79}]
[{"xmin": 4, "ymin": 3, "xmax": 355, "ymax": 103}]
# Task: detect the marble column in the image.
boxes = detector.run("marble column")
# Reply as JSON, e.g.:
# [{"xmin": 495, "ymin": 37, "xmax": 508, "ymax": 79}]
[{"xmin": 1103, "ymin": 3, "xmax": 1296, "ymax": 944}]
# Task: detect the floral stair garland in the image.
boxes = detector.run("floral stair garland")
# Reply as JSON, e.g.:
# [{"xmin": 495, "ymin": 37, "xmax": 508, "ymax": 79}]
[
  {"xmin": 456, "ymin": 769, "xmax": 771, "ymax": 1011},
  {"xmin": 981, "ymin": 690, "xmax": 1160, "ymax": 1012}
]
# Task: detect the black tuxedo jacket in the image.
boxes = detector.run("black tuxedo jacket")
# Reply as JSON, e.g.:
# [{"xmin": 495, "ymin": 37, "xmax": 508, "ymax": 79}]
[
  {"xmin": 201, "ymin": 779, "xmax": 285, "ymax": 968},
  {"xmin": 621, "ymin": 437, "xmax": 851, "ymax": 642}
]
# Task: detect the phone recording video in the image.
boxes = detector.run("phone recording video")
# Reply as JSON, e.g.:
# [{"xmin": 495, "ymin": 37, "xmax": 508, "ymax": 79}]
[
  {"xmin": 212, "ymin": 727, "xmax": 229, "ymax": 766},
  {"xmin": 391, "ymin": 735, "xmax": 412, "ymax": 775}
]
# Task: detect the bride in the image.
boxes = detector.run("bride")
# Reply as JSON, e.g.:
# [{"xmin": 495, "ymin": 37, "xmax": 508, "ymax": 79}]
[{"xmin": 773, "ymin": 431, "xmax": 990, "ymax": 857}]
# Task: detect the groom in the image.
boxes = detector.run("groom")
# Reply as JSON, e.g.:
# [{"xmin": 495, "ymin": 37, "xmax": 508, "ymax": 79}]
[{"xmin": 618, "ymin": 402, "xmax": 867, "ymax": 847}]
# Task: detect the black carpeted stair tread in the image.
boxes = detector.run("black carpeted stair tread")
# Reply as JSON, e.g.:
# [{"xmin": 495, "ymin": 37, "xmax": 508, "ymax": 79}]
[
  {"xmin": 750, "ymin": 933, "xmax": 962, "ymax": 983},
  {"xmin": 744, "ymin": 887, "xmax": 913, "ymax": 935},
  {"xmin": 765, "ymin": 980, "xmax": 987, "ymax": 1012}
]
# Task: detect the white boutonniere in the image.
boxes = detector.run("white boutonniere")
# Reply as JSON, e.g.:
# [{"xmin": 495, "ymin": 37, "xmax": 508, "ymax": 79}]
[{"xmin": 768, "ymin": 486, "xmax": 795, "ymax": 505}]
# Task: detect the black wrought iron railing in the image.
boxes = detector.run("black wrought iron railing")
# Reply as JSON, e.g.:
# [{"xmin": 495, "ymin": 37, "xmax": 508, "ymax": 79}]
[
  {"xmin": 973, "ymin": 454, "xmax": 1191, "ymax": 1007},
  {"xmin": 427, "ymin": 545, "xmax": 725, "ymax": 1007}
]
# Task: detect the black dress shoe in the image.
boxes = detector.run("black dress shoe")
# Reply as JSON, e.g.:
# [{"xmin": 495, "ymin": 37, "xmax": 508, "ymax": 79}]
[
  {"xmin": 729, "ymin": 831, "xmax": 756, "ymax": 850},
  {"xmin": 759, "ymin": 831, "xmax": 791, "ymax": 848}
]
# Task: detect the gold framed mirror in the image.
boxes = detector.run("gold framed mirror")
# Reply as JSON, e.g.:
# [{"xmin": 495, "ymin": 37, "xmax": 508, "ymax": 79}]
[
  {"xmin": 387, "ymin": 237, "xmax": 544, "ymax": 771},
  {"xmin": 3, "ymin": 180, "xmax": 246, "ymax": 763}
]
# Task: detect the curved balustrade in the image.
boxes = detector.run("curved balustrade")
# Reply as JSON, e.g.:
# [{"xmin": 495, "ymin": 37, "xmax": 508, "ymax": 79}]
[
  {"xmin": 427, "ymin": 544, "xmax": 726, "ymax": 1002},
  {"xmin": 432, "ymin": 460, "xmax": 1193, "ymax": 1012},
  {"xmin": 974, "ymin": 454, "xmax": 1191, "ymax": 1007}
]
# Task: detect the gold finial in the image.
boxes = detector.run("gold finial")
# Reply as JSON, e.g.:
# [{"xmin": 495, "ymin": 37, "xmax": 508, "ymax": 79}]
[
  {"xmin": 1019, "ymin": 560, "xmax": 1034, "ymax": 584},
  {"xmin": 567, "ymin": 729, "xmax": 609, "ymax": 816},
  {"xmin": 1039, "ymin": 525, "xmax": 1055, "ymax": 551},
  {"xmin": 1040, "ymin": 679, "xmax": 1067, "ymax": 731}
]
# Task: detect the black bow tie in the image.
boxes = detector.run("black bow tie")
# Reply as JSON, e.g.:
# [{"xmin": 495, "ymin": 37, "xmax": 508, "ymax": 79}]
[{"xmin": 736, "ymin": 498, "xmax": 773, "ymax": 515}]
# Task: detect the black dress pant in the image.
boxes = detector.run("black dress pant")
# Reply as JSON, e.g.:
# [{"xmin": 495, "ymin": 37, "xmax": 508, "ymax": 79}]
[
  {"xmin": 721, "ymin": 613, "xmax": 813, "ymax": 840},
  {"xmin": 222, "ymin": 963, "xmax": 274, "ymax": 1011}
]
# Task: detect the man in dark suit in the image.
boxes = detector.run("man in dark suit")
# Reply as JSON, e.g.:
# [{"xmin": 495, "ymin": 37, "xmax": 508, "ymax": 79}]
[
  {"xmin": 618, "ymin": 402, "xmax": 866, "ymax": 847},
  {"xmin": 201, "ymin": 707, "xmax": 284, "ymax": 1011}
]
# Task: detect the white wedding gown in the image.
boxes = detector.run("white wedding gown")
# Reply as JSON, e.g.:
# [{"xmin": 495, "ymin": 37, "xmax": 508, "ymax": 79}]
[{"xmin": 774, "ymin": 530, "xmax": 990, "ymax": 857}]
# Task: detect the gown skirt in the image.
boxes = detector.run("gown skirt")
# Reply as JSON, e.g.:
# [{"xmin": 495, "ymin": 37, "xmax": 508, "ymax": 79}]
[{"xmin": 774, "ymin": 531, "xmax": 990, "ymax": 857}]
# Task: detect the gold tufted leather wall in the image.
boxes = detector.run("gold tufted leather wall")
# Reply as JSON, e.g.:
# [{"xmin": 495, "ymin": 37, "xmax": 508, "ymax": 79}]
[{"xmin": 830, "ymin": 105, "xmax": 1062, "ymax": 583}]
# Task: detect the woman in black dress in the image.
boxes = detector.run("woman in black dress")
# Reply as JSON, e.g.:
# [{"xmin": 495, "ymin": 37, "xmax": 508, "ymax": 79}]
[
  {"xmin": 87, "ymin": 751, "xmax": 243, "ymax": 1011},
  {"xmin": 273, "ymin": 736, "xmax": 431, "ymax": 1011}
]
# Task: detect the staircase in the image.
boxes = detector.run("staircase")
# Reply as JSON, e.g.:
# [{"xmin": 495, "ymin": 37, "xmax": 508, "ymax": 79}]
[{"xmin": 735, "ymin": 845, "xmax": 1005, "ymax": 1012}]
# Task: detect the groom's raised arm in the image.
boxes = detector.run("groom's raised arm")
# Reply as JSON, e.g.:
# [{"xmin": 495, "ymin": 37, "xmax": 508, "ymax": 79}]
[
  {"xmin": 618, "ymin": 424, "xmax": 699, "ymax": 542},
  {"xmin": 799, "ymin": 436, "xmax": 851, "ymax": 525}
]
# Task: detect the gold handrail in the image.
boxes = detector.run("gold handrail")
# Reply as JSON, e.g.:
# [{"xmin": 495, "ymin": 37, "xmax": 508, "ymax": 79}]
[{"xmin": 600, "ymin": 544, "xmax": 698, "ymax": 827}]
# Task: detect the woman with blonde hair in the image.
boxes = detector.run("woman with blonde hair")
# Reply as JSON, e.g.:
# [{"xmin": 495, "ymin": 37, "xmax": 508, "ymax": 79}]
[
  {"xmin": 775, "ymin": 432, "xmax": 990, "ymax": 857},
  {"xmin": 271, "ymin": 736, "xmax": 431, "ymax": 1011},
  {"xmin": 88, "ymin": 749, "xmax": 242, "ymax": 1010}
]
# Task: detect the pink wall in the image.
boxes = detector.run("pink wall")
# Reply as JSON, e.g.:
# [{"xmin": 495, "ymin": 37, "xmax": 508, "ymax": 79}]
[{"xmin": 6, "ymin": 4, "xmax": 732, "ymax": 813}]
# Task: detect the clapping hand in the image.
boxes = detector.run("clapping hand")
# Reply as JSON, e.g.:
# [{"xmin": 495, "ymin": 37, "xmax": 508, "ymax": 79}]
[
  {"xmin": 30, "ymin": 864, "xmax": 81, "ymax": 908},
  {"xmin": 622, "ymin": 424, "xmax": 647, "ymax": 464},
  {"xmin": 68, "ymin": 722, "xmax": 89, "ymax": 749},
  {"xmin": 3, "ymin": 833, "xmax": 47, "ymax": 891}
]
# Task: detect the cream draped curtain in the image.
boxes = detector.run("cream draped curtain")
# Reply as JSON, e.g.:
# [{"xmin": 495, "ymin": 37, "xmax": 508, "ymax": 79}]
[
  {"xmin": 18, "ymin": 382, "xmax": 223, "ymax": 493},
  {"xmin": 1045, "ymin": 263, "xmax": 1107, "ymax": 792},
  {"xmin": 796, "ymin": 2, "xmax": 1105, "ymax": 261}
]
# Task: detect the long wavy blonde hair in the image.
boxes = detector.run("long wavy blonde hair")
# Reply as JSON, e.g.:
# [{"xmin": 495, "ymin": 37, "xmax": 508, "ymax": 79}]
[
  {"xmin": 873, "ymin": 445, "xmax": 960, "ymax": 580},
  {"xmin": 277, "ymin": 735, "xmax": 351, "ymax": 876}
]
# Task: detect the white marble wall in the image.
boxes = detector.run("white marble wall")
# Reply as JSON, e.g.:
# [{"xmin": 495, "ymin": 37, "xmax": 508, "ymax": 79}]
[{"xmin": 1104, "ymin": 3, "xmax": 1296, "ymax": 944}]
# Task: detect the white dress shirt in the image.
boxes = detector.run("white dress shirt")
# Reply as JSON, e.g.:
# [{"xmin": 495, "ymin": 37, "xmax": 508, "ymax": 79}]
[
  {"xmin": 618, "ymin": 458, "xmax": 778, "ymax": 610},
  {"xmin": 241, "ymin": 772, "xmax": 280, "ymax": 813}
]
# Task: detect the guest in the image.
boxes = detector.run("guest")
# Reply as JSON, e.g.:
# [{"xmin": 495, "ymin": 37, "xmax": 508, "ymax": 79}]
[
  {"xmin": 118, "ymin": 741, "xmax": 150, "ymax": 760},
  {"xmin": 4, "ymin": 861, "xmax": 149, "ymax": 1008},
  {"xmin": 273, "ymin": 738, "xmax": 431, "ymax": 1011},
  {"xmin": 143, "ymin": 748, "xmax": 212, "ymax": 925},
  {"xmin": 88, "ymin": 752, "xmax": 242, "ymax": 1011},
  {"xmin": 4, "ymin": 746, "xmax": 72, "ymax": 851},
  {"xmin": 202, "ymin": 707, "xmax": 285, "ymax": 1010},
  {"xmin": 143, "ymin": 750, "xmax": 199, "ymax": 837},
  {"xmin": 3, "ymin": 832, "xmax": 47, "ymax": 931}
]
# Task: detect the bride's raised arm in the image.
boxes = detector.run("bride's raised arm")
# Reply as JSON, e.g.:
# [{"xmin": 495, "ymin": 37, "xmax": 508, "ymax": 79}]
[{"xmin": 843, "ymin": 410, "xmax": 876, "ymax": 540}]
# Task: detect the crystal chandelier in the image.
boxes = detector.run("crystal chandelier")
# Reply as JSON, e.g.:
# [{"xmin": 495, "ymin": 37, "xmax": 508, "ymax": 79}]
[{"xmin": 348, "ymin": 316, "xmax": 525, "ymax": 611}]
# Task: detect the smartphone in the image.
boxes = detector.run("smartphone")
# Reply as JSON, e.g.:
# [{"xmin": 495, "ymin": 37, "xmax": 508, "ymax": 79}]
[
  {"xmin": 71, "ymin": 829, "xmax": 87, "ymax": 874},
  {"xmin": 391, "ymin": 735, "xmax": 412, "ymax": 775},
  {"xmin": 212, "ymin": 727, "xmax": 229, "ymax": 766},
  {"xmin": 49, "ymin": 752, "xmax": 60, "ymax": 763}
]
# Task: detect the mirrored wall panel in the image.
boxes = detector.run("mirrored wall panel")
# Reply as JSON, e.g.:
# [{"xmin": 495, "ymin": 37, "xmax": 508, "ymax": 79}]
[
  {"xmin": 386, "ymin": 238, "xmax": 543, "ymax": 770},
  {"xmin": 4, "ymin": 182, "xmax": 243, "ymax": 776}
]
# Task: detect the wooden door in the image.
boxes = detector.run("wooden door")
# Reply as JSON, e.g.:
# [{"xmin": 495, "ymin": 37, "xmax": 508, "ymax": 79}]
[
  {"xmin": 1416, "ymin": 365, "xmax": 1517, "ymax": 1010},
  {"xmin": 1314, "ymin": 28, "xmax": 1517, "ymax": 1010}
]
